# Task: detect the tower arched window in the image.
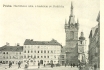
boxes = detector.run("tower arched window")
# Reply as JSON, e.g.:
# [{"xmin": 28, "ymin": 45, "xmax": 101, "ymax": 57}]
[
  {"xmin": 70, "ymin": 31, "xmax": 74, "ymax": 39},
  {"xmin": 80, "ymin": 41, "xmax": 82, "ymax": 44}
]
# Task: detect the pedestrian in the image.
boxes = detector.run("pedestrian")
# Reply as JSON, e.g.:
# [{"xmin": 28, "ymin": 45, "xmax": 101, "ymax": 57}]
[
  {"xmin": 44, "ymin": 64, "xmax": 45, "ymax": 67},
  {"xmin": 73, "ymin": 63, "xmax": 75, "ymax": 67},
  {"xmin": 9, "ymin": 62, "xmax": 11, "ymax": 68},
  {"xmin": 25, "ymin": 62, "xmax": 28, "ymax": 69},
  {"xmin": 38, "ymin": 62, "xmax": 40, "ymax": 68},
  {"xmin": 94, "ymin": 64, "xmax": 97, "ymax": 70},
  {"xmin": 71, "ymin": 63, "xmax": 72, "ymax": 68},
  {"xmin": 79, "ymin": 65, "xmax": 81, "ymax": 70},
  {"xmin": 77, "ymin": 64, "xmax": 78, "ymax": 67},
  {"xmin": 51, "ymin": 63, "xmax": 53, "ymax": 68},
  {"xmin": 65, "ymin": 63, "xmax": 66, "ymax": 67},
  {"xmin": 18, "ymin": 61, "xmax": 21, "ymax": 68},
  {"xmin": 11, "ymin": 62, "xmax": 12, "ymax": 67}
]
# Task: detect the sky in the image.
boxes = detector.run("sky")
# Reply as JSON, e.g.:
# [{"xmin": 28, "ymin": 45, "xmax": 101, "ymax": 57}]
[{"xmin": 0, "ymin": 0, "xmax": 100, "ymax": 52}]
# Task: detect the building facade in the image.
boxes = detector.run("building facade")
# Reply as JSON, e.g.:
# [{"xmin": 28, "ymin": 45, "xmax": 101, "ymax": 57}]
[
  {"xmin": 23, "ymin": 39, "xmax": 63, "ymax": 65},
  {"xmin": 64, "ymin": 2, "xmax": 79, "ymax": 65},
  {"xmin": 88, "ymin": 12, "xmax": 100, "ymax": 69},
  {"xmin": 0, "ymin": 39, "xmax": 65, "ymax": 66},
  {"xmin": 0, "ymin": 44, "xmax": 23, "ymax": 64},
  {"xmin": 78, "ymin": 32, "xmax": 86, "ymax": 65}
]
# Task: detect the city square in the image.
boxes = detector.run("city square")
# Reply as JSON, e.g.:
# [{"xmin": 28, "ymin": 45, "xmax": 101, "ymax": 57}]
[{"xmin": 0, "ymin": 0, "xmax": 100, "ymax": 70}]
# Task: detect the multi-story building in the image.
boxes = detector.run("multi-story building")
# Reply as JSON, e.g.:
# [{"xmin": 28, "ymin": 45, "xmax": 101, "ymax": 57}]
[
  {"xmin": 23, "ymin": 39, "xmax": 63, "ymax": 65},
  {"xmin": 0, "ymin": 43, "xmax": 23, "ymax": 64},
  {"xmin": 64, "ymin": 2, "xmax": 79, "ymax": 65},
  {"xmin": 88, "ymin": 12, "xmax": 100, "ymax": 69},
  {"xmin": 78, "ymin": 32, "xmax": 86, "ymax": 65}
]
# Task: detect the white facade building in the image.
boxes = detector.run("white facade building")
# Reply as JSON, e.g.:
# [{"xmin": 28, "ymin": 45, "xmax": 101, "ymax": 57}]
[{"xmin": 23, "ymin": 39, "xmax": 62, "ymax": 65}]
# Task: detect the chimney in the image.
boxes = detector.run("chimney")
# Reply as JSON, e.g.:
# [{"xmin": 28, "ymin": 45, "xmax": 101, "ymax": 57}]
[
  {"xmin": 17, "ymin": 43, "xmax": 20, "ymax": 46},
  {"xmin": 31, "ymin": 39, "xmax": 33, "ymax": 41},
  {"xmin": 6, "ymin": 42, "xmax": 9, "ymax": 46}
]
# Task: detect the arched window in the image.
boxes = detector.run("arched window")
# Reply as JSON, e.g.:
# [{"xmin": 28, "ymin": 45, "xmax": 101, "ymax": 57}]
[
  {"xmin": 70, "ymin": 31, "xmax": 74, "ymax": 39},
  {"xmin": 3, "ymin": 52, "xmax": 5, "ymax": 54}
]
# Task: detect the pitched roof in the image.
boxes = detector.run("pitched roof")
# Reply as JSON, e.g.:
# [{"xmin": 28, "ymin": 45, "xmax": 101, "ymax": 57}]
[
  {"xmin": 0, "ymin": 46, "xmax": 23, "ymax": 52},
  {"xmin": 24, "ymin": 39, "xmax": 62, "ymax": 46},
  {"xmin": 89, "ymin": 25, "xmax": 98, "ymax": 38}
]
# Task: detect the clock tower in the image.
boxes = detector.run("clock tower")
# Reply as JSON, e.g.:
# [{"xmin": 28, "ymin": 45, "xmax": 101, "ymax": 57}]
[{"xmin": 65, "ymin": 2, "xmax": 79, "ymax": 64}]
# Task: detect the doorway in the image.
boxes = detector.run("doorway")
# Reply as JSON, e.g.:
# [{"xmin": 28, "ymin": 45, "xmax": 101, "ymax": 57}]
[{"xmin": 40, "ymin": 60, "xmax": 43, "ymax": 64}]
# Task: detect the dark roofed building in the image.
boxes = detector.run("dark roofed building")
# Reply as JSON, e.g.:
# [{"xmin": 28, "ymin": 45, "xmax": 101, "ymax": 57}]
[
  {"xmin": 0, "ymin": 46, "xmax": 23, "ymax": 52},
  {"xmin": 24, "ymin": 39, "xmax": 62, "ymax": 46},
  {"xmin": 0, "ymin": 45, "xmax": 23, "ymax": 64}
]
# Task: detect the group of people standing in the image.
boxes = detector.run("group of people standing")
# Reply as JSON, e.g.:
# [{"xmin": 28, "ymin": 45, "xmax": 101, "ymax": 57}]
[
  {"xmin": 9, "ymin": 61, "xmax": 21, "ymax": 69},
  {"xmin": 65, "ymin": 63, "xmax": 79, "ymax": 67}
]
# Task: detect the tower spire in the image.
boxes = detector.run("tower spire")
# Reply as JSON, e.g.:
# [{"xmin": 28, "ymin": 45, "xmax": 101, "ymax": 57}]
[
  {"xmin": 71, "ymin": 1, "xmax": 73, "ymax": 16},
  {"xmin": 77, "ymin": 18, "xmax": 79, "ymax": 23}
]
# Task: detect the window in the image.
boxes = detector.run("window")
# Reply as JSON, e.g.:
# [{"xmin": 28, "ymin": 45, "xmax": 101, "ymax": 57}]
[
  {"xmin": 31, "ymin": 51, "xmax": 33, "ymax": 53},
  {"xmin": 34, "ymin": 51, "xmax": 36, "ymax": 53},
  {"xmin": 51, "ymin": 51, "xmax": 53, "ymax": 53},
  {"xmin": 28, "ymin": 56, "xmax": 29, "ymax": 58},
  {"xmin": 34, "ymin": 56, "xmax": 36, "ymax": 58},
  {"xmin": 48, "ymin": 51, "xmax": 49, "ymax": 53},
  {"xmin": 31, "ymin": 55, "xmax": 32, "ymax": 58},
  {"xmin": 54, "ymin": 56, "xmax": 56, "ymax": 58},
  {"xmin": 41, "ymin": 56, "xmax": 43, "ymax": 58},
  {"xmin": 31, "ymin": 60, "xmax": 33, "ymax": 62},
  {"xmin": 41, "ymin": 50, "xmax": 43, "ymax": 53},
  {"xmin": 24, "ymin": 56, "xmax": 26, "ymax": 58},
  {"xmin": 38, "ymin": 51, "xmax": 39, "ymax": 53},
  {"xmin": 6, "ymin": 61, "xmax": 8, "ymax": 64},
  {"xmin": 28, "ymin": 51, "xmax": 29, "ymax": 53},
  {"xmin": 44, "ymin": 56, "xmax": 46, "ymax": 58},
  {"xmin": 44, "ymin": 50, "xmax": 46, "ymax": 53},
  {"xmin": 3, "ymin": 52, "xmax": 5, "ymax": 54},
  {"xmin": 7, "ymin": 52, "xmax": 8, "ymax": 54},
  {"xmin": 24, "ymin": 51, "xmax": 26, "ymax": 53},
  {"xmin": 20, "ymin": 52, "xmax": 21, "ymax": 54},
  {"xmin": 47, "ymin": 56, "xmax": 49, "ymax": 58},
  {"xmin": 37, "ymin": 56, "xmax": 39, "ymax": 58}
]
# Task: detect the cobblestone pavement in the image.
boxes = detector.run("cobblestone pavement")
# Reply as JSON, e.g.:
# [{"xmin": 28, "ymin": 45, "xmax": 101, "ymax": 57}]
[
  {"xmin": 0, "ymin": 65, "xmax": 79, "ymax": 70},
  {"xmin": 26, "ymin": 66, "xmax": 79, "ymax": 70}
]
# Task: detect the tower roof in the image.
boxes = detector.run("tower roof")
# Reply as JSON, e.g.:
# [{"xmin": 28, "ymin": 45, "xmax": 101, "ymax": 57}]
[
  {"xmin": 79, "ymin": 32, "xmax": 85, "ymax": 40},
  {"xmin": 70, "ymin": 1, "xmax": 74, "ymax": 16},
  {"xmin": 68, "ymin": 2, "xmax": 75, "ymax": 25}
]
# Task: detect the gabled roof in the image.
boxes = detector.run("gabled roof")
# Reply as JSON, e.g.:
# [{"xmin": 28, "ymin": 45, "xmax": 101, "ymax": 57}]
[
  {"xmin": 89, "ymin": 25, "xmax": 98, "ymax": 38},
  {"xmin": 0, "ymin": 46, "xmax": 23, "ymax": 52},
  {"xmin": 24, "ymin": 39, "xmax": 62, "ymax": 46}
]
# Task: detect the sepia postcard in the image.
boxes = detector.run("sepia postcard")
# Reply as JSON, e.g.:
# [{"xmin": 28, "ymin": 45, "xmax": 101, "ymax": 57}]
[{"xmin": 0, "ymin": 0, "xmax": 100, "ymax": 70}]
